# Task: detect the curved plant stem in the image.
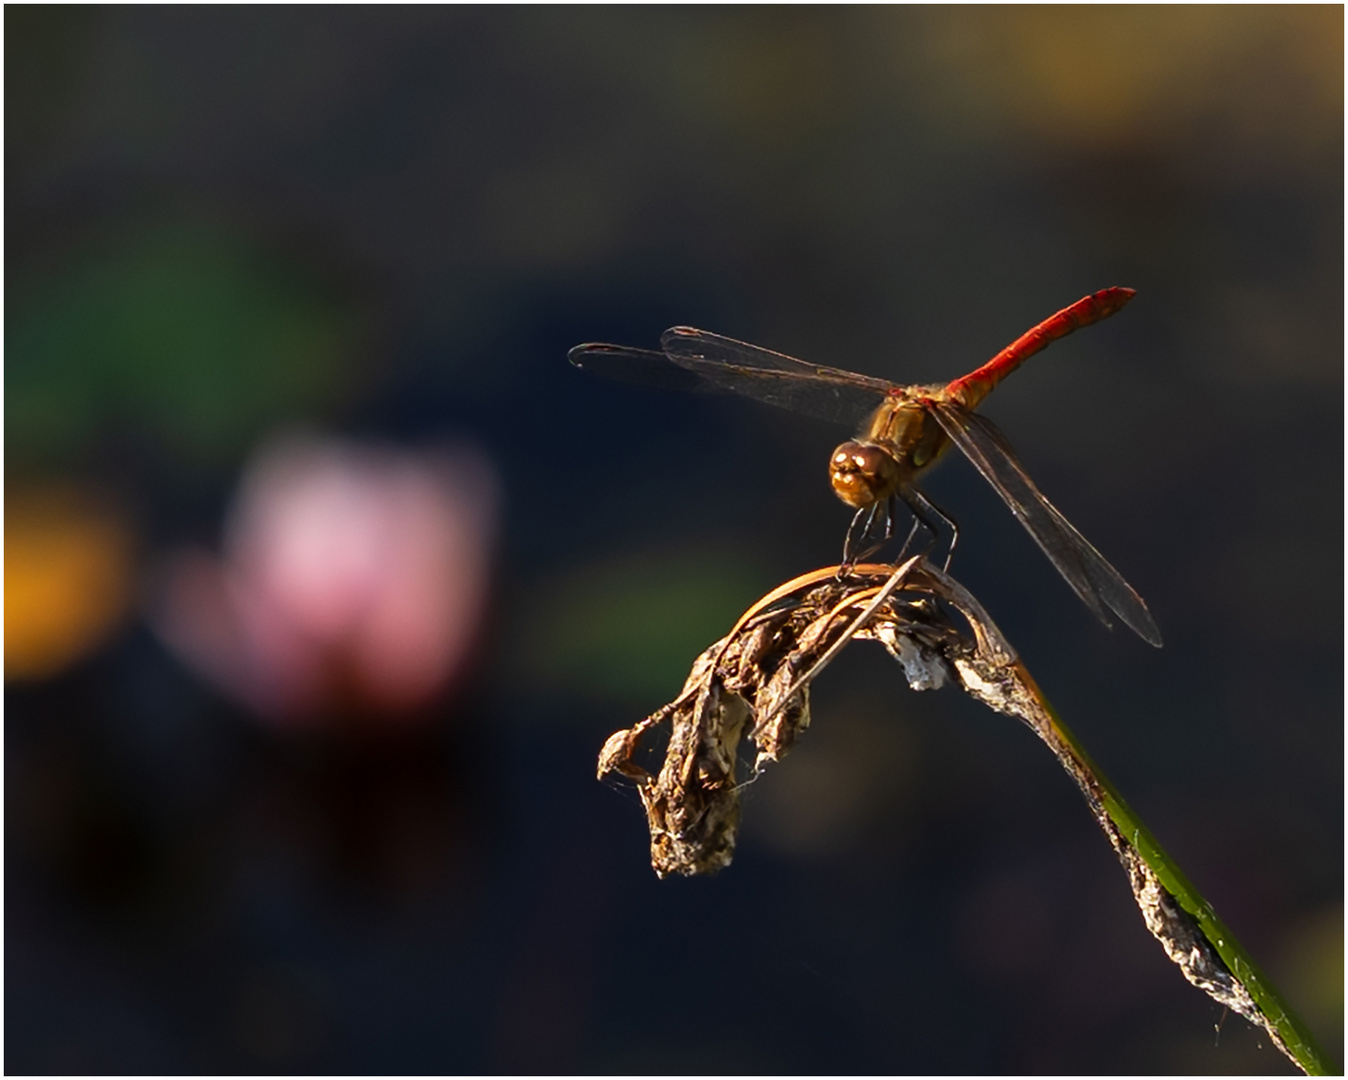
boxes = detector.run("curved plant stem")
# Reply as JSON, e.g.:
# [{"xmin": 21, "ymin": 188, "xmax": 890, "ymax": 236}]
[
  {"xmin": 598, "ymin": 559, "xmax": 1334, "ymax": 1074},
  {"xmin": 1024, "ymin": 678, "xmax": 1334, "ymax": 1075}
]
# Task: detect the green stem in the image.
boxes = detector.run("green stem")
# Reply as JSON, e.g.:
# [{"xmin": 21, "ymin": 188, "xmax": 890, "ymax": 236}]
[{"xmin": 1038, "ymin": 694, "xmax": 1334, "ymax": 1076}]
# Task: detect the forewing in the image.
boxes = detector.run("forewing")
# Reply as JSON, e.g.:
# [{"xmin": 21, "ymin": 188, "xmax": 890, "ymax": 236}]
[
  {"xmin": 659, "ymin": 326, "xmax": 893, "ymax": 427},
  {"xmin": 568, "ymin": 342, "xmax": 708, "ymax": 393},
  {"xmin": 928, "ymin": 401, "xmax": 1162, "ymax": 647}
]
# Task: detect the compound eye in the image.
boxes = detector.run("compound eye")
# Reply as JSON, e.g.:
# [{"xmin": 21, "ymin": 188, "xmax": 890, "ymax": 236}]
[
  {"xmin": 834, "ymin": 442, "xmax": 887, "ymax": 475},
  {"xmin": 829, "ymin": 440, "xmax": 898, "ymax": 508}
]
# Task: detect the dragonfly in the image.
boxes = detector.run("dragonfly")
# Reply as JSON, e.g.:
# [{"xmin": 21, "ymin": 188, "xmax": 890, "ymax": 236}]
[{"xmin": 569, "ymin": 287, "xmax": 1161, "ymax": 647}]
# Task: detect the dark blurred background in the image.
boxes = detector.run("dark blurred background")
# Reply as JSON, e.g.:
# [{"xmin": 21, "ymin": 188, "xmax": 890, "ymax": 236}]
[{"xmin": 5, "ymin": 7, "xmax": 1341, "ymax": 1074}]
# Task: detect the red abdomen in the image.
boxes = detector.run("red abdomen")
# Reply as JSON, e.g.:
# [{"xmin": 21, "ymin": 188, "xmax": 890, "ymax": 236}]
[{"xmin": 945, "ymin": 286, "xmax": 1135, "ymax": 410}]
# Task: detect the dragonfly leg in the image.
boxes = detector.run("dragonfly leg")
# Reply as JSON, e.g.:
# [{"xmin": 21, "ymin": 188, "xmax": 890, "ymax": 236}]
[
  {"xmin": 901, "ymin": 489, "xmax": 960, "ymax": 572},
  {"xmin": 840, "ymin": 502, "xmax": 892, "ymax": 573},
  {"xmin": 893, "ymin": 498, "xmax": 923, "ymax": 562},
  {"xmin": 840, "ymin": 506, "xmax": 869, "ymax": 572}
]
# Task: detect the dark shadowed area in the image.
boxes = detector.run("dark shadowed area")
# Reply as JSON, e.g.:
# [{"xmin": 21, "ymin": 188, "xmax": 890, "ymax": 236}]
[{"xmin": 6, "ymin": 8, "xmax": 1341, "ymax": 1074}]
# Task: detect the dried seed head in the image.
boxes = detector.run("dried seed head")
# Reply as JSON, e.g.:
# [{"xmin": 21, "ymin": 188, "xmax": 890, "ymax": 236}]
[
  {"xmin": 597, "ymin": 560, "xmax": 1008, "ymax": 877},
  {"xmin": 594, "ymin": 559, "xmax": 1310, "ymax": 1075}
]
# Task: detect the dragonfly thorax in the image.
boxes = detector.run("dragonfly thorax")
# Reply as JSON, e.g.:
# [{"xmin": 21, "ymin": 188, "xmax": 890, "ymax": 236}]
[{"xmin": 829, "ymin": 440, "xmax": 903, "ymax": 509}]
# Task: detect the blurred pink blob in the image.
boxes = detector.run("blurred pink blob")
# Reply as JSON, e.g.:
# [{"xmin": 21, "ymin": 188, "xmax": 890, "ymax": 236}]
[{"xmin": 152, "ymin": 434, "xmax": 500, "ymax": 726}]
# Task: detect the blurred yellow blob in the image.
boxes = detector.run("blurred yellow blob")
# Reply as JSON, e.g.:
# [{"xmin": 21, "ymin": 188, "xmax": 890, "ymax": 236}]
[
  {"xmin": 1277, "ymin": 904, "xmax": 1345, "ymax": 1059},
  {"xmin": 919, "ymin": 6, "xmax": 1342, "ymax": 154},
  {"xmin": 5, "ymin": 486, "xmax": 135, "ymax": 680}
]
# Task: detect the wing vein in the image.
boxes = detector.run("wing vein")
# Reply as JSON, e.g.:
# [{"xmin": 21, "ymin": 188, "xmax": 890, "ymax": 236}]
[{"xmin": 929, "ymin": 401, "xmax": 1161, "ymax": 646}]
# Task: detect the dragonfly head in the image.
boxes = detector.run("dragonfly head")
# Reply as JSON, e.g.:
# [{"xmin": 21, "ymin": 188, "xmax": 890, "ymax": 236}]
[{"xmin": 830, "ymin": 440, "xmax": 902, "ymax": 508}]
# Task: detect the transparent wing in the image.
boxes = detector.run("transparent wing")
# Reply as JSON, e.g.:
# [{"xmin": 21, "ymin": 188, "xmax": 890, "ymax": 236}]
[
  {"xmin": 928, "ymin": 400, "xmax": 1162, "ymax": 647},
  {"xmin": 568, "ymin": 342, "xmax": 707, "ymax": 393},
  {"xmin": 658, "ymin": 326, "xmax": 895, "ymax": 427}
]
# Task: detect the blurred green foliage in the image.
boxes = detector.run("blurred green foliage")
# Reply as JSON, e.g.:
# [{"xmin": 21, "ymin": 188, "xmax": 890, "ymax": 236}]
[
  {"xmin": 521, "ymin": 550, "xmax": 766, "ymax": 708},
  {"xmin": 6, "ymin": 221, "xmax": 359, "ymax": 467}
]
